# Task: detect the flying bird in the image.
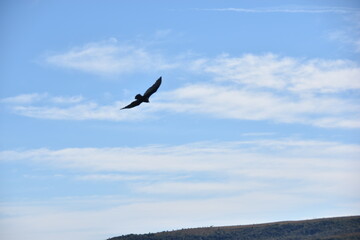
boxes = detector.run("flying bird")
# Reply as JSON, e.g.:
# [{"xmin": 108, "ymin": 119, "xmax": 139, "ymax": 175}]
[{"xmin": 121, "ymin": 77, "xmax": 162, "ymax": 110}]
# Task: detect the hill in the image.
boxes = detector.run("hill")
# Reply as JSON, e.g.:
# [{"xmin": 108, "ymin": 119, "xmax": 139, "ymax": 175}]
[{"xmin": 108, "ymin": 215, "xmax": 360, "ymax": 240}]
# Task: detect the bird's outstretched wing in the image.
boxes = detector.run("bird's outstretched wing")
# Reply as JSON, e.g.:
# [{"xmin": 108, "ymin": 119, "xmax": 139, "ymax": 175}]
[
  {"xmin": 143, "ymin": 77, "xmax": 162, "ymax": 98},
  {"xmin": 120, "ymin": 77, "xmax": 162, "ymax": 110},
  {"xmin": 120, "ymin": 99, "xmax": 142, "ymax": 109}
]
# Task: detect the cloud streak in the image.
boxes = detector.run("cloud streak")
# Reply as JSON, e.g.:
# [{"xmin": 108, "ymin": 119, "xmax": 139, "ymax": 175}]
[
  {"xmin": 45, "ymin": 39, "xmax": 177, "ymax": 75},
  {"xmin": 1, "ymin": 139, "xmax": 359, "ymax": 183},
  {"xmin": 328, "ymin": 13, "xmax": 360, "ymax": 53},
  {"xmin": 198, "ymin": 7, "xmax": 360, "ymax": 14},
  {"xmin": 1, "ymin": 93, "xmax": 48, "ymax": 104},
  {"xmin": 4, "ymin": 43, "xmax": 359, "ymax": 128},
  {"xmin": 3, "ymin": 193, "xmax": 349, "ymax": 240},
  {"xmin": 192, "ymin": 53, "xmax": 360, "ymax": 92},
  {"xmin": 177, "ymin": 53, "xmax": 360, "ymax": 128},
  {"xmin": 158, "ymin": 83, "xmax": 360, "ymax": 128},
  {"xmin": 3, "ymin": 78, "xmax": 360, "ymax": 128},
  {"xmin": 1, "ymin": 139, "xmax": 359, "ymax": 210},
  {"xmin": 1, "ymin": 139, "xmax": 359, "ymax": 240},
  {"xmin": 2, "ymin": 93, "xmax": 151, "ymax": 121}
]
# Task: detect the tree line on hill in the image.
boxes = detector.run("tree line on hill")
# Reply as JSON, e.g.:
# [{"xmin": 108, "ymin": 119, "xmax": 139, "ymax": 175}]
[{"xmin": 108, "ymin": 216, "xmax": 360, "ymax": 240}]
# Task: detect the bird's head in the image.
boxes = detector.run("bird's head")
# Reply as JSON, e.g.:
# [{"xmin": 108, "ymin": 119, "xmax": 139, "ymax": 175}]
[{"xmin": 135, "ymin": 94, "xmax": 143, "ymax": 100}]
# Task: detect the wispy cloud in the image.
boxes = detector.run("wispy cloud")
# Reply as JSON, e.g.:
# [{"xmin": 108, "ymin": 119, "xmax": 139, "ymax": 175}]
[
  {"xmin": 1, "ymin": 93, "xmax": 150, "ymax": 121},
  {"xmin": 157, "ymin": 83, "xmax": 360, "ymax": 128},
  {"xmin": 198, "ymin": 7, "xmax": 360, "ymax": 14},
  {"xmin": 1, "ymin": 139, "xmax": 359, "ymax": 181},
  {"xmin": 4, "ymin": 91, "xmax": 359, "ymax": 128},
  {"xmin": 158, "ymin": 53, "xmax": 360, "ymax": 128},
  {"xmin": 45, "ymin": 39, "xmax": 177, "ymax": 76},
  {"xmin": 1, "ymin": 93, "xmax": 48, "ymax": 104},
  {"xmin": 192, "ymin": 53, "xmax": 360, "ymax": 93},
  {"xmin": 11, "ymin": 102, "xmax": 129, "ymax": 121},
  {"xmin": 328, "ymin": 13, "xmax": 360, "ymax": 53},
  {"xmin": 1, "ymin": 93, "xmax": 85, "ymax": 105},
  {"xmin": 1, "ymin": 139, "xmax": 359, "ymax": 207},
  {"xmin": 44, "ymin": 40, "xmax": 360, "ymax": 92},
  {"xmin": 76, "ymin": 174, "xmax": 144, "ymax": 181},
  {"xmin": 51, "ymin": 96, "xmax": 84, "ymax": 104},
  {"xmin": 5, "ymin": 41, "xmax": 360, "ymax": 128},
  {"xmin": 3, "ymin": 193, "xmax": 351, "ymax": 240},
  {"xmin": 1, "ymin": 139, "xmax": 359, "ymax": 240},
  {"xmin": 241, "ymin": 132, "xmax": 276, "ymax": 137},
  {"xmin": 330, "ymin": 30, "xmax": 360, "ymax": 52}
]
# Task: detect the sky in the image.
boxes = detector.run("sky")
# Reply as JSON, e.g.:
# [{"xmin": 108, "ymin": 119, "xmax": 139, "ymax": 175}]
[{"xmin": 0, "ymin": 0, "xmax": 360, "ymax": 240}]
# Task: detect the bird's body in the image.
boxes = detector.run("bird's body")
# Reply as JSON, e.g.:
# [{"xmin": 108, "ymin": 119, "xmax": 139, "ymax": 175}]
[{"xmin": 121, "ymin": 77, "xmax": 162, "ymax": 110}]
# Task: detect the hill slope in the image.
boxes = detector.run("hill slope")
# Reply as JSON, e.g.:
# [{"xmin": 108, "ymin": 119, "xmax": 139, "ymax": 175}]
[{"xmin": 108, "ymin": 216, "xmax": 360, "ymax": 240}]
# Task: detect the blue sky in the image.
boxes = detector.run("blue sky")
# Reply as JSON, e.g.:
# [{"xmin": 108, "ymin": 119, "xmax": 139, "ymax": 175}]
[{"xmin": 1, "ymin": 0, "xmax": 360, "ymax": 240}]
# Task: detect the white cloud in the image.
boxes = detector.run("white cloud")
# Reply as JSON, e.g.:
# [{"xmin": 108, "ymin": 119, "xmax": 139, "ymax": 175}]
[
  {"xmin": 241, "ymin": 132, "xmax": 275, "ymax": 137},
  {"xmin": 312, "ymin": 117, "xmax": 360, "ymax": 128},
  {"xmin": 76, "ymin": 174, "xmax": 144, "ymax": 181},
  {"xmin": 5, "ymin": 49, "xmax": 360, "ymax": 128},
  {"xmin": 1, "ymin": 93, "xmax": 47, "ymax": 104},
  {"xmin": 2, "ymin": 194, "xmax": 343, "ymax": 240},
  {"xmin": 193, "ymin": 53, "xmax": 360, "ymax": 93},
  {"xmin": 1, "ymin": 93, "xmax": 150, "ymax": 121},
  {"xmin": 1, "ymin": 94, "xmax": 86, "ymax": 111},
  {"xmin": 43, "ymin": 40, "xmax": 360, "ymax": 94},
  {"xmin": 198, "ymin": 7, "xmax": 360, "ymax": 14},
  {"xmin": 2, "ymin": 81, "xmax": 359, "ymax": 128},
  {"xmin": 46, "ymin": 40, "xmax": 177, "ymax": 75},
  {"xmin": 328, "ymin": 12, "xmax": 360, "ymax": 53},
  {"xmin": 1, "ymin": 139, "xmax": 359, "ymax": 240},
  {"xmin": 50, "ymin": 95, "xmax": 84, "ymax": 104},
  {"xmin": 1, "ymin": 139, "xmax": 359, "ymax": 185},
  {"xmin": 157, "ymin": 83, "xmax": 360, "ymax": 128},
  {"xmin": 135, "ymin": 181, "xmax": 266, "ymax": 195},
  {"xmin": 330, "ymin": 29, "xmax": 360, "ymax": 53},
  {"xmin": 11, "ymin": 101, "xmax": 136, "ymax": 121},
  {"xmin": 157, "ymin": 53, "xmax": 360, "ymax": 128}
]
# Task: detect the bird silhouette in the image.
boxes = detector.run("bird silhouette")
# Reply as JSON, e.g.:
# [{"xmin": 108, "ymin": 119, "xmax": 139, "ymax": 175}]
[{"xmin": 121, "ymin": 77, "xmax": 162, "ymax": 110}]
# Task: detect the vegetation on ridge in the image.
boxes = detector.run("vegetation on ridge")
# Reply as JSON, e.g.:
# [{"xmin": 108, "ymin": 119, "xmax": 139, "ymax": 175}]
[{"xmin": 108, "ymin": 216, "xmax": 360, "ymax": 240}]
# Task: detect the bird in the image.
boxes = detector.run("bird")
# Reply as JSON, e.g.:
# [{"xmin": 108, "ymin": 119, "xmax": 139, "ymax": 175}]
[{"xmin": 120, "ymin": 77, "xmax": 162, "ymax": 110}]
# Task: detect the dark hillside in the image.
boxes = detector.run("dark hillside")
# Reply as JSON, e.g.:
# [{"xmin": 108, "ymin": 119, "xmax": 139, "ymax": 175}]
[{"xmin": 108, "ymin": 215, "xmax": 360, "ymax": 240}]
